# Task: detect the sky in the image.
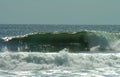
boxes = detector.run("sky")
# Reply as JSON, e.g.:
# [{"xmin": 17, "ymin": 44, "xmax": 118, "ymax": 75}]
[{"xmin": 0, "ymin": 0, "xmax": 120, "ymax": 24}]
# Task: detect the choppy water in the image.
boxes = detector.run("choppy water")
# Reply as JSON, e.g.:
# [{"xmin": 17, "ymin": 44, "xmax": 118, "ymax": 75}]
[{"xmin": 0, "ymin": 24, "xmax": 120, "ymax": 77}]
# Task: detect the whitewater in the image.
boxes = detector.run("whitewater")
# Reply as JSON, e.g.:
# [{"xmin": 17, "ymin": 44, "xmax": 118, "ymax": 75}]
[{"xmin": 0, "ymin": 24, "xmax": 120, "ymax": 77}]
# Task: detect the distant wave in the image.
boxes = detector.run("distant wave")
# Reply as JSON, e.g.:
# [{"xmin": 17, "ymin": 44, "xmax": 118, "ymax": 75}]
[{"xmin": 0, "ymin": 30, "xmax": 120, "ymax": 52}]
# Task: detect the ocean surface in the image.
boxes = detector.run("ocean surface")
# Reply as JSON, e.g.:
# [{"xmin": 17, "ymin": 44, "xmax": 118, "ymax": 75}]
[{"xmin": 0, "ymin": 24, "xmax": 120, "ymax": 77}]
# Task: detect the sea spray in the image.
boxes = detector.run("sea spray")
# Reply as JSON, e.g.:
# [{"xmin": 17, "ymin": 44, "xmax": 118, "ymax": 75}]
[{"xmin": 0, "ymin": 49, "xmax": 120, "ymax": 71}]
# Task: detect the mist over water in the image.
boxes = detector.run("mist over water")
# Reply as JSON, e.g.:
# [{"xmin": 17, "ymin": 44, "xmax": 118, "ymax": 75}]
[{"xmin": 0, "ymin": 24, "xmax": 120, "ymax": 77}]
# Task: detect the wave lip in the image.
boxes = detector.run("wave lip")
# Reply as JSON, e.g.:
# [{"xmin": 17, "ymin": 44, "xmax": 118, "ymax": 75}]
[{"xmin": 0, "ymin": 30, "xmax": 120, "ymax": 52}]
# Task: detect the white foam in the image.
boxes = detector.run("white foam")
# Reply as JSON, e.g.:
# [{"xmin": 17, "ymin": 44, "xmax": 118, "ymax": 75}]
[
  {"xmin": 0, "ymin": 49, "xmax": 120, "ymax": 77},
  {"xmin": 0, "ymin": 51, "xmax": 119, "ymax": 70},
  {"xmin": 0, "ymin": 48, "xmax": 120, "ymax": 76}
]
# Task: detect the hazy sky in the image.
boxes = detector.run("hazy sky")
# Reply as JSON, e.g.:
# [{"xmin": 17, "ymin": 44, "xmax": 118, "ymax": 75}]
[{"xmin": 0, "ymin": 0, "xmax": 120, "ymax": 24}]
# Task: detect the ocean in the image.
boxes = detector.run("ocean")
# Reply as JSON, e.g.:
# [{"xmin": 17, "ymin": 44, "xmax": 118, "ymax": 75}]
[{"xmin": 0, "ymin": 24, "xmax": 120, "ymax": 77}]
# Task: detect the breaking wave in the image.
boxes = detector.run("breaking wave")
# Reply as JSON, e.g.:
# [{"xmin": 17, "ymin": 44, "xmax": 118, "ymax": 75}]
[
  {"xmin": 0, "ymin": 30, "xmax": 120, "ymax": 52},
  {"xmin": 0, "ymin": 50, "xmax": 120, "ymax": 71}
]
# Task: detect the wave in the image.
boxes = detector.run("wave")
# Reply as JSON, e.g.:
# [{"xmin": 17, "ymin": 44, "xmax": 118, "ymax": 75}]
[
  {"xmin": 0, "ymin": 51, "xmax": 120, "ymax": 71},
  {"xmin": 0, "ymin": 30, "xmax": 120, "ymax": 52}
]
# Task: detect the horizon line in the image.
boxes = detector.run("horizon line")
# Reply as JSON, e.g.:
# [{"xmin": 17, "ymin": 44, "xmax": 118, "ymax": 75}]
[{"xmin": 0, "ymin": 24, "xmax": 120, "ymax": 25}]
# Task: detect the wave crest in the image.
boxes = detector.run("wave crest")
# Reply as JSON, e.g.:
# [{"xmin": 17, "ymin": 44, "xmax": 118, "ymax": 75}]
[{"xmin": 0, "ymin": 30, "xmax": 120, "ymax": 52}]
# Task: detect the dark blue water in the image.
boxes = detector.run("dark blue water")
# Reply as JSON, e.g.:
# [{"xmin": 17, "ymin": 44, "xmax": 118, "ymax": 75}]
[{"xmin": 0, "ymin": 24, "xmax": 120, "ymax": 37}]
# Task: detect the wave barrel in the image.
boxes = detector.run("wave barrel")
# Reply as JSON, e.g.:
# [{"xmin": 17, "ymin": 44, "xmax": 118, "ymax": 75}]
[{"xmin": 0, "ymin": 31, "xmax": 90, "ymax": 52}]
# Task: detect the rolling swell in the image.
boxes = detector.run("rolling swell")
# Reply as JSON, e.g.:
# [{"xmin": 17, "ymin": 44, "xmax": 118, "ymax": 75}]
[{"xmin": 0, "ymin": 31, "xmax": 120, "ymax": 52}]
